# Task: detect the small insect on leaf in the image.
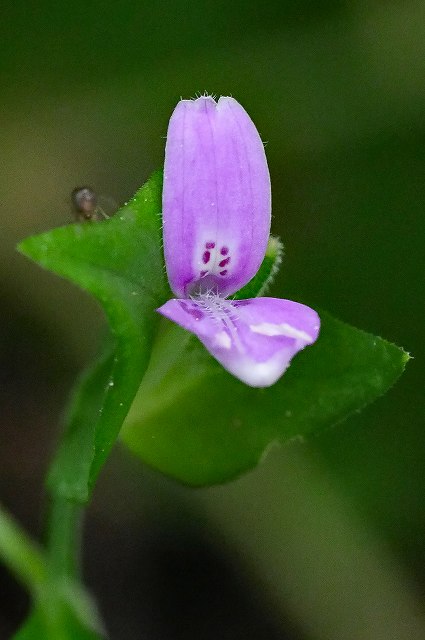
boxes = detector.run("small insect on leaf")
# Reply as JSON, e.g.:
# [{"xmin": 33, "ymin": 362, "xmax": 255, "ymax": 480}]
[{"xmin": 71, "ymin": 186, "xmax": 115, "ymax": 222}]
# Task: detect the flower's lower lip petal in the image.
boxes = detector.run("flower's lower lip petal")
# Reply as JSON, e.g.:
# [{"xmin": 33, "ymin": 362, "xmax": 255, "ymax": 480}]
[{"xmin": 157, "ymin": 297, "xmax": 320, "ymax": 388}]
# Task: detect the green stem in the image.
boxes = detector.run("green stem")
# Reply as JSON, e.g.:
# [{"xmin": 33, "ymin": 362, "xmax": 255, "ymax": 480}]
[
  {"xmin": 46, "ymin": 495, "xmax": 82, "ymax": 580},
  {"xmin": 0, "ymin": 503, "xmax": 47, "ymax": 592}
]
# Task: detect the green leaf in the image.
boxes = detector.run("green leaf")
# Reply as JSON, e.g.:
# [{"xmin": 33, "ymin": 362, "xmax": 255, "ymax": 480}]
[
  {"xmin": 121, "ymin": 312, "xmax": 409, "ymax": 486},
  {"xmin": 235, "ymin": 235, "xmax": 283, "ymax": 299},
  {"xmin": 18, "ymin": 172, "xmax": 167, "ymax": 502}
]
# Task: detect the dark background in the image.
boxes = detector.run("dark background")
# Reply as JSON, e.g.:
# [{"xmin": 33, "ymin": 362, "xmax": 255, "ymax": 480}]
[{"xmin": 1, "ymin": 1, "xmax": 424, "ymax": 638}]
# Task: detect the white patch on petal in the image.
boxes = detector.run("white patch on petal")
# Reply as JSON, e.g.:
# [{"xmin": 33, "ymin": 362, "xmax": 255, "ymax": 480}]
[
  {"xmin": 193, "ymin": 232, "xmax": 235, "ymax": 280},
  {"xmin": 228, "ymin": 352, "xmax": 290, "ymax": 388},
  {"xmin": 214, "ymin": 331, "xmax": 232, "ymax": 349},
  {"xmin": 249, "ymin": 322, "xmax": 313, "ymax": 343}
]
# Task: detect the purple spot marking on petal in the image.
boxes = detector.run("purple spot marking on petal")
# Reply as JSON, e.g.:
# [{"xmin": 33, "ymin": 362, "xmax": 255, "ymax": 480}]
[
  {"xmin": 200, "ymin": 270, "xmax": 208, "ymax": 277},
  {"xmin": 179, "ymin": 300, "xmax": 204, "ymax": 321},
  {"xmin": 191, "ymin": 308, "xmax": 205, "ymax": 320},
  {"xmin": 233, "ymin": 299, "xmax": 251, "ymax": 307},
  {"xmin": 219, "ymin": 257, "xmax": 230, "ymax": 267},
  {"xmin": 219, "ymin": 270, "xmax": 228, "ymax": 276},
  {"xmin": 206, "ymin": 241, "xmax": 215, "ymax": 249},
  {"xmin": 202, "ymin": 251, "xmax": 211, "ymax": 264},
  {"xmin": 220, "ymin": 246, "xmax": 229, "ymax": 256}
]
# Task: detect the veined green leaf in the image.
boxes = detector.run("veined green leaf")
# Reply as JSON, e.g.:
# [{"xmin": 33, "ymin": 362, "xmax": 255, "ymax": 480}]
[
  {"xmin": 18, "ymin": 172, "xmax": 167, "ymax": 502},
  {"xmin": 121, "ymin": 312, "xmax": 409, "ymax": 486}
]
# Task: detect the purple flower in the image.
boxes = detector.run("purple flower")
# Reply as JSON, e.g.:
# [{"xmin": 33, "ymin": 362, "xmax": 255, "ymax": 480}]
[{"xmin": 157, "ymin": 96, "xmax": 320, "ymax": 387}]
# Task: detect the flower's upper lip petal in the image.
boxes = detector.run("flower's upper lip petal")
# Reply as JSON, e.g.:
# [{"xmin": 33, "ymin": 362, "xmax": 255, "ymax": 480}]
[{"xmin": 162, "ymin": 95, "xmax": 271, "ymax": 299}]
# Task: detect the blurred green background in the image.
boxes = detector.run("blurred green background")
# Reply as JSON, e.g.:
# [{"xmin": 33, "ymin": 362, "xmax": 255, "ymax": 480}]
[{"xmin": 1, "ymin": 1, "xmax": 424, "ymax": 638}]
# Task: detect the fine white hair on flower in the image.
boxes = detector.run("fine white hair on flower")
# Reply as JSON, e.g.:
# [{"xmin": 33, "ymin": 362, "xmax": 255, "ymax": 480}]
[
  {"xmin": 192, "ymin": 91, "xmax": 218, "ymax": 101},
  {"xmin": 190, "ymin": 290, "xmax": 240, "ymax": 324}
]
